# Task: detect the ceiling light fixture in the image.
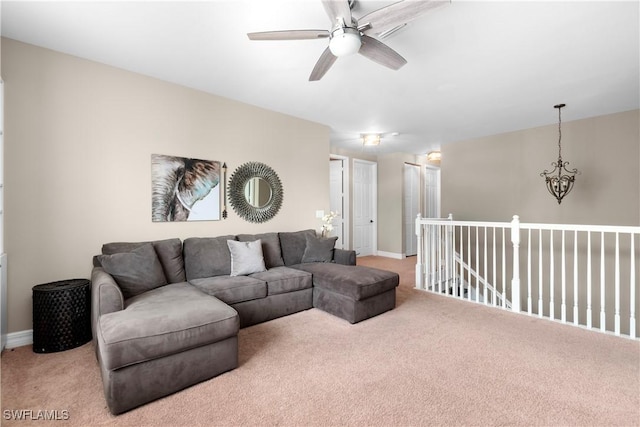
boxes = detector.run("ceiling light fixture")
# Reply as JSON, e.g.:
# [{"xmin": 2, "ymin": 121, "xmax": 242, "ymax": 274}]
[
  {"xmin": 362, "ymin": 133, "xmax": 381, "ymax": 146},
  {"xmin": 329, "ymin": 27, "xmax": 361, "ymax": 57},
  {"xmin": 540, "ymin": 103, "xmax": 580, "ymax": 204},
  {"xmin": 427, "ymin": 151, "xmax": 441, "ymax": 163}
]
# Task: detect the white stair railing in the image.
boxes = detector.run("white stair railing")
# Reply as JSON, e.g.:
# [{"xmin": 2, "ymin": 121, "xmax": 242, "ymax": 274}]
[{"xmin": 416, "ymin": 214, "xmax": 640, "ymax": 339}]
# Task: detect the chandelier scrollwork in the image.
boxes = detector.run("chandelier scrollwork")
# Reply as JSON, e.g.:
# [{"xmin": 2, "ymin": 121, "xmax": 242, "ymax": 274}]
[{"xmin": 540, "ymin": 103, "xmax": 580, "ymax": 204}]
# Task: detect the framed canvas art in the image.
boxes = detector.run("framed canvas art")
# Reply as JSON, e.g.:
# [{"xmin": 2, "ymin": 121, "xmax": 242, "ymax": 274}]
[{"xmin": 151, "ymin": 154, "xmax": 221, "ymax": 222}]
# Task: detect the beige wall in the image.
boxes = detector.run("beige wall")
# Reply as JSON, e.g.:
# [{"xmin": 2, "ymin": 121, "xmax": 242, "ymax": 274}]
[
  {"xmin": 2, "ymin": 38, "xmax": 330, "ymax": 333},
  {"xmin": 441, "ymin": 109, "xmax": 640, "ymax": 226}
]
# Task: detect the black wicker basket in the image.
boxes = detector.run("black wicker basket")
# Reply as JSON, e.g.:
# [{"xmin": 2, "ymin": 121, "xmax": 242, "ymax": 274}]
[{"xmin": 32, "ymin": 279, "xmax": 92, "ymax": 353}]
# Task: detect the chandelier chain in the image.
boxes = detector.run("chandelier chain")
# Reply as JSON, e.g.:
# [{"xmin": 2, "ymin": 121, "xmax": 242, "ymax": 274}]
[{"xmin": 557, "ymin": 105, "xmax": 562, "ymax": 159}]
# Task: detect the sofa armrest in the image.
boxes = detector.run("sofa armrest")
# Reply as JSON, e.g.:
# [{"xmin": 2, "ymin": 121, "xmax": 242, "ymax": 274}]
[
  {"xmin": 333, "ymin": 248, "xmax": 356, "ymax": 266},
  {"xmin": 91, "ymin": 267, "xmax": 124, "ymax": 339}
]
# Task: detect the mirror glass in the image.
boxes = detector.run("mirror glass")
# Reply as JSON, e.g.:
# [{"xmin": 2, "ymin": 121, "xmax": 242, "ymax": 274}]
[{"xmin": 244, "ymin": 177, "xmax": 272, "ymax": 208}]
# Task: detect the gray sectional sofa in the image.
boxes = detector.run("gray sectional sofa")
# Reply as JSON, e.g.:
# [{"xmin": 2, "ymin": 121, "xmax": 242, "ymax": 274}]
[{"xmin": 91, "ymin": 229, "xmax": 399, "ymax": 414}]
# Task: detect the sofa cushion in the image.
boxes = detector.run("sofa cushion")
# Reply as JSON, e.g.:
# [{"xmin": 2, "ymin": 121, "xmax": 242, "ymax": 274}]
[
  {"xmin": 227, "ymin": 240, "xmax": 267, "ymax": 277},
  {"xmin": 97, "ymin": 243, "xmax": 168, "ymax": 300},
  {"xmin": 97, "ymin": 282, "xmax": 239, "ymax": 371},
  {"xmin": 237, "ymin": 232, "xmax": 285, "ymax": 268},
  {"xmin": 249, "ymin": 266, "xmax": 312, "ymax": 296},
  {"xmin": 279, "ymin": 229, "xmax": 316, "ymax": 266},
  {"xmin": 190, "ymin": 275, "xmax": 267, "ymax": 304},
  {"xmin": 183, "ymin": 236, "xmax": 236, "ymax": 281},
  {"xmin": 292, "ymin": 263, "xmax": 399, "ymax": 301},
  {"xmin": 101, "ymin": 238, "xmax": 186, "ymax": 283},
  {"xmin": 301, "ymin": 235, "xmax": 338, "ymax": 263}
]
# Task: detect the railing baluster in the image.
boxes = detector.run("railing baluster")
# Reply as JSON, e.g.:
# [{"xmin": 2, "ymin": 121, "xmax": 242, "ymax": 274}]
[
  {"xmin": 600, "ymin": 231, "xmax": 606, "ymax": 332},
  {"xmin": 437, "ymin": 224, "xmax": 442, "ymax": 294},
  {"xmin": 475, "ymin": 226, "xmax": 480, "ymax": 303},
  {"xmin": 484, "ymin": 227, "xmax": 488, "ymax": 305},
  {"xmin": 467, "ymin": 226, "xmax": 471, "ymax": 301},
  {"xmin": 415, "ymin": 214, "xmax": 423, "ymax": 289},
  {"xmin": 510, "ymin": 215, "xmax": 521, "ymax": 313},
  {"xmin": 451, "ymin": 222, "xmax": 458, "ymax": 298},
  {"xmin": 492, "ymin": 227, "xmax": 497, "ymax": 306},
  {"xmin": 527, "ymin": 228, "xmax": 532, "ymax": 315},
  {"xmin": 538, "ymin": 229, "xmax": 543, "ymax": 317},
  {"xmin": 615, "ymin": 232, "xmax": 620, "ymax": 335},
  {"xmin": 561, "ymin": 230, "xmax": 567, "ymax": 323},
  {"xmin": 550, "ymin": 230, "xmax": 555, "ymax": 320},
  {"xmin": 445, "ymin": 221, "xmax": 450, "ymax": 296},
  {"xmin": 502, "ymin": 227, "xmax": 506, "ymax": 309},
  {"xmin": 630, "ymin": 233, "xmax": 636, "ymax": 339},
  {"xmin": 573, "ymin": 231, "xmax": 579, "ymax": 326},
  {"xmin": 587, "ymin": 231, "xmax": 593, "ymax": 329},
  {"xmin": 459, "ymin": 225, "xmax": 465, "ymax": 299},
  {"xmin": 587, "ymin": 231, "xmax": 592, "ymax": 329}
]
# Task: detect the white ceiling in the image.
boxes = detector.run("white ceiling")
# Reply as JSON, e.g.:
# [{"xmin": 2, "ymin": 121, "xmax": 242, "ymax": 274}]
[{"xmin": 2, "ymin": 1, "xmax": 638, "ymax": 155}]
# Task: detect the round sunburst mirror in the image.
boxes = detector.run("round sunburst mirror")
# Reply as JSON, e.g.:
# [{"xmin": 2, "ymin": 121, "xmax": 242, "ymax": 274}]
[{"xmin": 228, "ymin": 162, "xmax": 283, "ymax": 223}]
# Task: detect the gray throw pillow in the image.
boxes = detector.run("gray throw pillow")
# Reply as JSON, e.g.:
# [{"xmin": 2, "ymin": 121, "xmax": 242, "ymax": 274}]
[
  {"xmin": 279, "ymin": 229, "xmax": 316, "ymax": 265},
  {"xmin": 301, "ymin": 235, "xmax": 338, "ymax": 263},
  {"xmin": 100, "ymin": 238, "xmax": 185, "ymax": 283},
  {"xmin": 237, "ymin": 232, "xmax": 285, "ymax": 268},
  {"xmin": 97, "ymin": 243, "xmax": 168, "ymax": 299},
  {"xmin": 227, "ymin": 239, "xmax": 267, "ymax": 277}
]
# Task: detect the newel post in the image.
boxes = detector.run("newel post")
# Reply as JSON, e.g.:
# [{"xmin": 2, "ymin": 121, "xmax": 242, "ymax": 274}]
[
  {"xmin": 510, "ymin": 215, "xmax": 521, "ymax": 312},
  {"xmin": 415, "ymin": 213, "xmax": 423, "ymax": 289},
  {"xmin": 445, "ymin": 214, "xmax": 454, "ymax": 283}
]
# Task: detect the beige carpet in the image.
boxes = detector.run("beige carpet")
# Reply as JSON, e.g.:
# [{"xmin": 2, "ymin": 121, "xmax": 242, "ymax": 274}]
[{"xmin": 1, "ymin": 256, "xmax": 639, "ymax": 426}]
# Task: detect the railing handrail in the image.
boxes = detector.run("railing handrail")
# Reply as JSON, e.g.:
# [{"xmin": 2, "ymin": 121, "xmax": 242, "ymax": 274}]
[{"xmin": 417, "ymin": 216, "xmax": 640, "ymax": 235}]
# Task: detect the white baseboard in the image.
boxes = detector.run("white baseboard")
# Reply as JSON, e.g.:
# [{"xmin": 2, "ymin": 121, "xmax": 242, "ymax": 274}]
[
  {"xmin": 375, "ymin": 251, "xmax": 404, "ymax": 260},
  {"xmin": 5, "ymin": 329, "xmax": 33, "ymax": 349}
]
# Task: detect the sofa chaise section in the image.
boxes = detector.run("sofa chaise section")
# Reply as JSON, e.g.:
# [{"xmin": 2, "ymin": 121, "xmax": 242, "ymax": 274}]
[
  {"xmin": 92, "ymin": 239, "xmax": 240, "ymax": 415},
  {"xmin": 293, "ymin": 262, "xmax": 399, "ymax": 324},
  {"xmin": 96, "ymin": 282, "xmax": 239, "ymax": 414}
]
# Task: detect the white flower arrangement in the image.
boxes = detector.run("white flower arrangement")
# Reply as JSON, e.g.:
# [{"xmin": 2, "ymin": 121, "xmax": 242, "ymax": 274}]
[{"xmin": 320, "ymin": 211, "xmax": 340, "ymax": 237}]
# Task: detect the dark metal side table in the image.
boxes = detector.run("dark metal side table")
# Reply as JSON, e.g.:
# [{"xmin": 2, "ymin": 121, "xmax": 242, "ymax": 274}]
[{"xmin": 32, "ymin": 279, "xmax": 92, "ymax": 353}]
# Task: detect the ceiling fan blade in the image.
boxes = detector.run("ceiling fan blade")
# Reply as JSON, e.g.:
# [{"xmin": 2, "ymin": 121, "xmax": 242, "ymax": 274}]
[
  {"xmin": 309, "ymin": 47, "xmax": 338, "ymax": 81},
  {"xmin": 359, "ymin": 0, "xmax": 449, "ymax": 36},
  {"xmin": 247, "ymin": 30, "xmax": 330, "ymax": 41},
  {"xmin": 358, "ymin": 35, "xmax": 407, "ymax": 70},
  {"xmin": 321, "ymin": 0, "xmax": 353, "ymax": 25}
]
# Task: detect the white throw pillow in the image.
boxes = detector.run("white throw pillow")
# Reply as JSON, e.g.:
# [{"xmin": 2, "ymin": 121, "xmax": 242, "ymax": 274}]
[{"xmin": 227, "ymin": 239, "xmax": 267, "ymax": 276}]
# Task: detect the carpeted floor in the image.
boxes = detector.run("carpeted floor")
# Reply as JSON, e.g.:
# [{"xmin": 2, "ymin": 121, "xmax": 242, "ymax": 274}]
[{"xmin": 1, "ymin": 256, "xmax": 639, "ymax": 426}]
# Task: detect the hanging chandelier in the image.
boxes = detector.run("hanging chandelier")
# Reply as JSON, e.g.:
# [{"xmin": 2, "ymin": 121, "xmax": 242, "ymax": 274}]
[{"xmin": 540, "ymin": 103, "xmax": 580, "ymax": 204}]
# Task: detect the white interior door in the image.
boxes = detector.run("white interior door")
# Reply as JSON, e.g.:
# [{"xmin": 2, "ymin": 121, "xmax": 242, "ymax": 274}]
[
  {"xmin": 353, "ymin": 159, "xmax": 376, "ymax": 256},
  {"xmin": 424, "ymin": 166, "xmax": 441, "ymax": 218},
  {"xmin": 404, "ymin": 163, "xmax": 420, "ymax": 256},
  {"xmin": 329, "ymin": 158, "xmax": 345, "ymax": 249}
]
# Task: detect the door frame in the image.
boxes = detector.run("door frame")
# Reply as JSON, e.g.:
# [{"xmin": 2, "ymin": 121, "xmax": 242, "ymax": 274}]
[
  {"xmin": 404, "ymin": 162, "xmax": 421, "ymax": 257},
  {"xmin": 353, "ymin": 158, "xmax": 377, "ymax": 256},
  {"xmin": 329, "ymin": 155, "xmax": 350, "ymax": 250}
]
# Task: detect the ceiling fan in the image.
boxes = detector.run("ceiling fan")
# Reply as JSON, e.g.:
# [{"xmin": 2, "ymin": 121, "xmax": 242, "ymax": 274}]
[{"xmin": 247, "ymin": 0, "xmax": 448, "ymax": 81}]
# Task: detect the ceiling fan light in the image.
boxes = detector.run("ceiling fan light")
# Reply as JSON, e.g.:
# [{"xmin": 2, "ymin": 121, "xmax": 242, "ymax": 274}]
[
  {"xmin": 362, "ymin": 133, "xmax": 381, "ymax": 146},
  {"xmin": 329, "ymin": 28, "xmax": 361, "ymax": 57}
]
